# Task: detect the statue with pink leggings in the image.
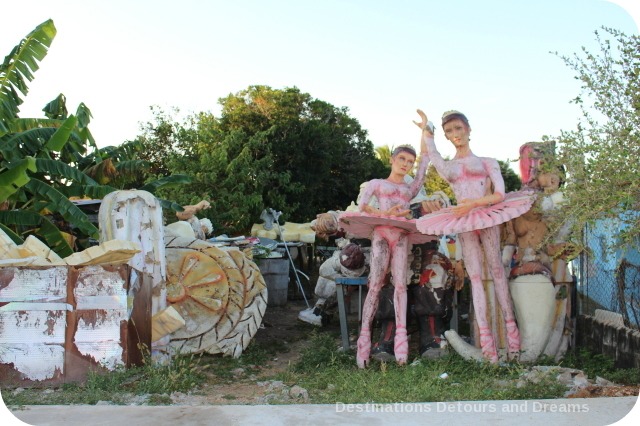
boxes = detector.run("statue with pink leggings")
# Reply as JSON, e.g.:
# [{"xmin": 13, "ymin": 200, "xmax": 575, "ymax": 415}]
[
  {"xmin": 415, "ymin": 109, "xmax": 525, "ymax": 362},
  {"xmin": 339, "ymin": 112, "xmax": 434, "ymax": 368}
]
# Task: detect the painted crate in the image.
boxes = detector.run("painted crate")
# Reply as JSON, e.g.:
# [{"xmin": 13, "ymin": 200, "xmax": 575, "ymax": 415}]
[{"xmin": 0, "ymin": 264, "xmax": 150, "ymax": 386}]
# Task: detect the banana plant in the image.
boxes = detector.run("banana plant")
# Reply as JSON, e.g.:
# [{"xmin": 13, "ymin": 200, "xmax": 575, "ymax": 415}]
[
  {"xmin": 0, "ymin": 108, "xmax": 105, "ymax": 256},
  {"xmin": 0, "ymin": 20, "xmax": 55, "ymax": 135},
  {"xmin": 0, "ymin": 19, "xmax": 99, "ymax": 256},
  {"xmin": 0, "ymin": 20, "xmax": 190, "ymax": 257},
  {"xmin": 76, "ymin": 139, "xmax": 192, "ymax": 211},
  {"xmin": 1, "ymin": 19, "xmax": 57, "ymax": 201}
]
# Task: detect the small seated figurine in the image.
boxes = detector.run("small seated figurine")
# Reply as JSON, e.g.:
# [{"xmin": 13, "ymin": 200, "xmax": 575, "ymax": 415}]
[{"xmin": 298, "ymin": 242, "xmax": 367, "ymax": 326}]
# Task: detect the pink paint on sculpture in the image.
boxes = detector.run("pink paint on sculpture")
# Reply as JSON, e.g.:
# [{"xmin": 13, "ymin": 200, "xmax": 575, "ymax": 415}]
[
  {"xmin": 416, "ymin": 190, "xmax": 535, "ymax": 235},
  {"xmin": 339, "ymin": 211, "xmax": 437, "ymax": 245},
  {"xmin": 341, "ymin": 113, "xmax": 434, "ymax": 368},
  {"xmin": 417, "ymin": 109, "xmax": 522, "ymax": 362}
]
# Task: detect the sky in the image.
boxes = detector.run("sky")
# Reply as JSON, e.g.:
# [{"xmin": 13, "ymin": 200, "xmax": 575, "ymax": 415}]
[
  {"xmin": 1, "ymin": 1, "xmax": 640, "ymax": 422},
  {"xmin": 1, "ymin": 1, "xmax": 639, "ymax": 171}
]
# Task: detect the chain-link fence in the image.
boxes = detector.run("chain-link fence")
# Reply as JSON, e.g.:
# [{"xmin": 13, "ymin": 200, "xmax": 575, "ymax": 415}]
[{"xmin": 575, "ymin": 220, "xmax": 640, "ymax": 329}]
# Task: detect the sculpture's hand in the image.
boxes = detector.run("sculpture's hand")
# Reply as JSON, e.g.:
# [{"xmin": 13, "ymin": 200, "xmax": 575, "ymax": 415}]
[
  {"xmin": 413, "ymin": 109, "xmax": 428, "ymax": 129},
  {"xmin": 452, "ymin": 199, "xmax": 476, "ymax": 217},
  {"xmin": 385, "ymin": 204, "xmax": 411, "ymax": 218},
  {"xmin": 414, "ymin": 109, "xmax": 434, "ymax": 156},
  {"xmin": 414, "ymin": 109, "xmax": 435, "ymax": 133},
  {"xmin": 421, "ymin": 199, "xmax": 442, "ymax": 214},
  {"xmin": 422, "ymin": 191, "xmax": 451, "ymax": 215}
]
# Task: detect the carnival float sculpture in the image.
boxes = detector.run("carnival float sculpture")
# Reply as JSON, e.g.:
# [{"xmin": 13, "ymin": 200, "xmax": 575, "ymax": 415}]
[
  {"xmin": 338, "ymin": 111, "xmax": 438, "ymax": 368},
  {"xmin": 414, "ymin": 110, "xmax": 536, "ymax": 363},
  {"xmin": 502, "ymin": 141, "xmax": 575, "ymax": 362}
]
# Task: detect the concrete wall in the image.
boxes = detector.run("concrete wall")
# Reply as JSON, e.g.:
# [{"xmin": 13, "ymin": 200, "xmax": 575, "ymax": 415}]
[{"xmin": 576, "ymin": 314, "xmax": 640, "ymax": 369}]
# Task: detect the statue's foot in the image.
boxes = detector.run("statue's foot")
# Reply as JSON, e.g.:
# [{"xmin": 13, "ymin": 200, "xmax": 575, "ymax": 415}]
[
  {"xmin": 394, "ymin": 326, "xmax": 409, "ymax": 365},
  {"xmin": 356, "ymin": 330, "xmax": 371, "ymax": 369},
  {"xmin": 506, "ymin": 320, "xmax": 521, "ymax": 358},
  {"xmin": 479, "ymin": 327, "xmax": 498, "ymax": 363}
]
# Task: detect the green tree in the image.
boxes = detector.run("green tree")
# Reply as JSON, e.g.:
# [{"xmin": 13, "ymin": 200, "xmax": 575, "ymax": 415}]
[
  {"xmin": 424, "ymin": 164, "xmax": 455, "ymax": 202},
  {"xmin": 151, "ymin": 86, "xmax": 386, "ymax": 234},
  {"xmin": 133, "ymin": 106, "xmax": 189, "ymax": 178},
  {"xmin": 549, "ymin": 27, "xmax": 640, "ymax": 249},
  {"xmin": 374, "ymin": 145, "xmax": 392, "ymax": 173},
  {"xmin": 499, "ymin": 160, "xmax": 522, "ymax": 193}
]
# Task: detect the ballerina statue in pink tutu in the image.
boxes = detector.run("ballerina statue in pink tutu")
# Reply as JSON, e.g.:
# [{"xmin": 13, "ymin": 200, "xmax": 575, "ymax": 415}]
[
  {"xmin": 339, "ymin": 112, "xmax": 437, "ymax": 368},
  {"xmin": 414, "ymin": 109, "xmax": 534, "ymax": 362}
]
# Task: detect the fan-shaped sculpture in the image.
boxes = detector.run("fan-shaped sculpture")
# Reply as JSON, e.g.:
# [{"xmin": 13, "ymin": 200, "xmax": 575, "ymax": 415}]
[{"xmin": 164, "ymin": 236, "xmax": 267, "ymax": 358}]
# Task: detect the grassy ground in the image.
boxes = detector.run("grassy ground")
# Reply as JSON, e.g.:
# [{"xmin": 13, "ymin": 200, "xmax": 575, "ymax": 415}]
[
  {"xmin": 279, "ymin": 331, "xmax": 567, "ymax": 404},
  {"xmin": 3, "ymin": 328, "xmax": 638, "ymax": 406},
  {"xmin": 2, "ymin": 352, "xmax": 207, "ymax": 406}
]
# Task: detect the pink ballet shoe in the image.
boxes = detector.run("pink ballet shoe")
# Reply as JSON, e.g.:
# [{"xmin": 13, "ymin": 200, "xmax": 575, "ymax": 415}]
[
  {"xmin": 506, "ymin": 320, "xmax": 521, "ymax": 356},
  {"xmin": 356, "ymin": 329, "xmax": 371, "ymax": 369},
  {"xmin": 479, "ymin": 327, "xmax": 498, "ymax": 363},
  {"xmin": 394, "ymin": 326, "xmax": 409, "ymax": 365}
]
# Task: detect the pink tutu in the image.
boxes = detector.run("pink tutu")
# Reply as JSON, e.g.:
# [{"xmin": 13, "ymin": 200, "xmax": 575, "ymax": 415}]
[
  {"xmin": 338, "ymin": 211, "xmax": 438, "ymax": 244},
  {"xmin": 416, "ymin": 190, "xmax": 536, "ymax": 236}
]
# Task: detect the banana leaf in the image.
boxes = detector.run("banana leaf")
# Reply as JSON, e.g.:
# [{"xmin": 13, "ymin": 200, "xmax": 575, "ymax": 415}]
[
  {"xmin": 0, "ymin": 127, "xmax": 51, "ymax": 160},
  {"xmin": 140, "ymin": 174, "xmax": 192, "ymax": 193},
  {"xmin": 35, "ymin": 158, "xmax": 98, "ymax": 186},
  {"xmin": 115, "ymin": 159, "xmax": 151, "ymax": 175},
  {"xmin": 157, "ymin": 198, "xmax": 185, "ymax": 212},
  {"xmin": 0, "ymin": 19, "xmax": 56, "ymax": 136},
  {"xmin": 42, "ymin": 93, "xmax": 68, "ymax": 120},
  {"xmin": 0, "ymin": 210, "xmax": 73, "ymax": 257},
  {"xmin": 45, "ymin": 114, "xmax": 76, "ymax": 152},
  {"xmin": 75, "ymin": 102, "xmax": 94, "ymax": 131},
  {"xmin": 0, "ymin": 156, "xmax": 36, "ymax": 202},
  {"xmin": 24, "ymin": 178, "xmax": 98, "ymax": 238},
  {"xmin": 8, "ymin": 117, "xmax": 62, "ymax": 133},
  {"xmin": 0, "ymin": 223, "xmax": 24, "ymax": 245}
]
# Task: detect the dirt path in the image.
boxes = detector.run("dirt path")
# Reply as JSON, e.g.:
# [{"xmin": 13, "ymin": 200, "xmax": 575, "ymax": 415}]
[{"xmin": 176, "ymin": 299, "xmax": 341, "ymax": 405}]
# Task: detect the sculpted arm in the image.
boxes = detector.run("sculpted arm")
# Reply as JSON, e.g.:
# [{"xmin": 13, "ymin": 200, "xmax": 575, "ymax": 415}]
[
  {"xmin": 485, "ymin": 158, "xmax": 506, "ymax": 199},
  {"xmin": 423, "ymin": 133, "xmax": 447, "ymax": 177},
  {"xmin": 358, "ymin": 180, "xmax": 376, "ymax": 212},
  {"xmin": 414, "ymin": 109, "xmax": 447, "ymax": 179},
  {"xmin": 410, "ymin": 109, "xmax": 436, "ymax": 199},
  {"xmin": 319, "ymin": 253, "xmax": 342, "ymax": 282},
  {"xmin": 359, "ymin": 181, "xmax": 409, "ymax": 217},
  {"xmin": 502, "ymin": 220, "xmax": 517, "ymax": 267},
  {"xmin": 409, "ymin": 152, "xmax": 430, "ymax": 199}
]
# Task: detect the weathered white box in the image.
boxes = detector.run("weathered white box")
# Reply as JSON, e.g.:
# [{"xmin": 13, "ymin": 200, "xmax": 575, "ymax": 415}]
[{"xmin": 0, "ymin": 264, "xmax": 149, "ymax": 386}]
